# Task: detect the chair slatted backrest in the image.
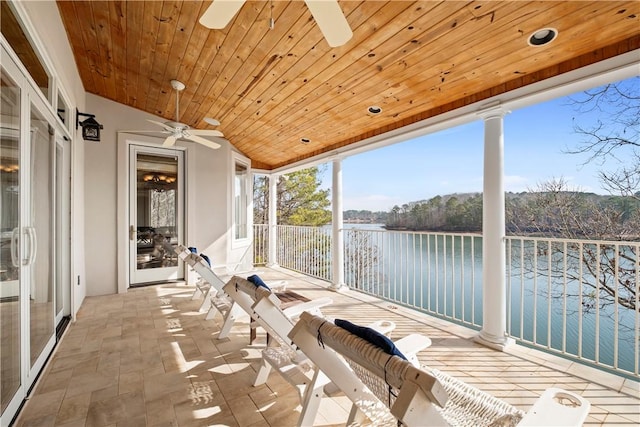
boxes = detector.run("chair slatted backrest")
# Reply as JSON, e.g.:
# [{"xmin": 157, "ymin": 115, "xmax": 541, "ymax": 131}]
[
  {"xmin": 223, "ymin": 276, "xmax": 333, "ymax": 349},
  {"xmin": 188, "ymin": 253, "xmax": 226, "ymax": 291},
  {"xmin": 289, "ymin": 312, "xmax": 451, "ymax": 426}
]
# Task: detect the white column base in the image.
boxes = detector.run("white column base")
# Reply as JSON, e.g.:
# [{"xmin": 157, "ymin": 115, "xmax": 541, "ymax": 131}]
[
  {"xmin": 474, "ymin": 332, "xmax": 515, "ymax": 352},
  {"xmin": 328, "ymin": 282, "xmax": 347, "ymax": 292},
  {"xmin": 265, "ymin": 262, "xmax": 279, "ymax": 268}
]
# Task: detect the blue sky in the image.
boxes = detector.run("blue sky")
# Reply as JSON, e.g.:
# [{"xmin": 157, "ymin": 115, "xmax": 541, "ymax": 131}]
[{"xmin": 320, "ymin": 77, "xmax": 637, "ymax": 212}]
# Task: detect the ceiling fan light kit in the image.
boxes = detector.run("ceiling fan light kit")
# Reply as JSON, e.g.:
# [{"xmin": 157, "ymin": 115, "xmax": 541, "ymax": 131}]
[{"xmin": 199, "ymin": 0, "xmax": 353, "ymax": 47}]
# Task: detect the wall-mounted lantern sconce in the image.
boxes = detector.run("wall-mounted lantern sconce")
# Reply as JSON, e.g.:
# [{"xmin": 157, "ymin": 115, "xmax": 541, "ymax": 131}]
[{"xmin": 76, "ymin": 109, "xmax": 103, "ymax": 142}]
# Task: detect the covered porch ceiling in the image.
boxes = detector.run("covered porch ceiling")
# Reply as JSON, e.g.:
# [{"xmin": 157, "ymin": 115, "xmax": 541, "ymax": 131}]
[{"xmin": 56, "ymin": 1, "xmax": 639, "ymax": 170}]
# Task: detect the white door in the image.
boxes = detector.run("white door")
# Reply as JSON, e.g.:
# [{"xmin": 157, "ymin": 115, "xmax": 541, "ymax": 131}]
[{"xmin": 129, "ymin": 145, "xmax": 184, "ymax": 285}]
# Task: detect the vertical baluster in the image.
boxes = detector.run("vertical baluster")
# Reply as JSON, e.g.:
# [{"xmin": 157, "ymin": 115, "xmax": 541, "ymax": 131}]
[
  {"xmin": 533, "ymin": 239, "xmax": 538, "ymax": 346},
  {"xmin": 427, "ymin": 233, "xmax": 432, "ymax": 313},
  {"xmin": 472, "ymin": 235, "xmax": 477, "ymax": 327},
  {"xmin": 506, "ymin": 238, "xmax": 511, "ymax": 335},
  {"xmin": 451, "ymin": 235, "xmax": 455, "ymax": 320},
  {"xmin": 444, "ymin": 234, "xmax": 448, "ymax": 318},
  {"xmin": 595, "ymin": 244, "xmax": 601, "ymax": 364},
  {"xmin": 614, "ymin": 244, "xmax": 619, "ymax": 369},
  {"xmin": 420, "ymin": 232, "xmax": 424, "ymax": 311},
  {"xmin": 635, "ymin": 243, "xmax": 639, "ymax": 376},
  {"xmin": 435, "ymin": 234, "xmax": 440, "ymax": 315},
  {"xmin": 562, "ymin": 241, "xmax": 567, "ymax": 355},
  {"xmin": 578, "ymin": 242, "xmax": 583, "ymax": 359},
  {"xmin": 412, "ymin": 232, "xmax": 416, "ymax": 307},
  {"xmin": 520, "ymin": 238, "xmax": 525, "ymax": 341},
  {"xmin": 547, "ymin": 239, "xmax": 552, "ymax": 350},
  {"xmin": 462, "ymin": 235, "xmax": 466, "ymax": 325}
]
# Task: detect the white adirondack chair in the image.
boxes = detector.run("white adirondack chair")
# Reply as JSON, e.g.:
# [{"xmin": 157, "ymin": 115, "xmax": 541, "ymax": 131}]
[{"xmin": 289, "ymin": 312, "xmax": 591, "ymax": 427}]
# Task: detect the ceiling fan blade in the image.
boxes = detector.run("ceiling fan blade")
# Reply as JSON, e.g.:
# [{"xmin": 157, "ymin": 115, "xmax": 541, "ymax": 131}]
[
  {"xmin": 199, "ymin": 0, "xmax": 246, "ymax": 29},
  {"xmin": 304, "ymin": 0, "xmax": 352, "ymax": 47},
  {"xmin": 118, "ymin": 130, "xmax": 170, "ymax": 134},
  {"xmin": 186, "ymin": 134, "xmax": 221, "ymax": 150},
  {"xmin": 188, "ymin": 129, "xmax": 224, "ymax": 137},
  {"xmin": 148, "ymin": 119, "xmax": 175, "ymax": 132},
  {"xmin": 162, "ymin": 135, "xmax": 177, "ymax": 147}
]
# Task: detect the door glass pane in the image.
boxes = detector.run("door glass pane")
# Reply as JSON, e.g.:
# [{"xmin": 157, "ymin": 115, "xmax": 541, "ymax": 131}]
[
  {"xmin": 55, "ymin": 144, "xmax": 62, "ymax": 315},
  {"xmin": 136, "ymin": 154, "xmax": 178, "ymax": 270},
  {"xmin": 29, "ymin": 105, "xmax": 54, "ymax": 366},
  {"xmin": 234, "ymin": 162, "xmax": 248, "ymax": 240},
  {"xmin": 56, "ymin": 91, "xmax": 68, "ymax": 127},
  {"xmin": 0, "ymin": 68, "xmax": 21, "ymax": 414}
]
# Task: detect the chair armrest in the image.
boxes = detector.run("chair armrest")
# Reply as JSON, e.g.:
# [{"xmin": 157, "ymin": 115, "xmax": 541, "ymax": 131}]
[
  {"xmin": 267, "ymin": 280, "xmax": 288, "ymax": 292},
  {"xmin": 517, "ymin": 388, "xmax": 590, "ymax": 426},
  {"xmin": 282, "ymin": 297, "xmax": 333, "ymax": 319},
  {"xmin": 395, "ymin": 334, "xmax": 432, "ymax": 367}
]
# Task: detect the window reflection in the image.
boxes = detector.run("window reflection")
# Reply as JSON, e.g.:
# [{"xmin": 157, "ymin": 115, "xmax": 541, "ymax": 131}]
[
  {"xmin": 29, "ymin": 105, "xmax": 54, "ymax": 366},
  {"xmin": 0, "ymin": 68, "xmax": 21, "ymax": 413},
  {"xmin": 235, "ymin": 162, "xmax": 248, "ymax": 240},
  {"xmin": 136, "ymin": 154, "xmax": 179, "ymax": 269}
]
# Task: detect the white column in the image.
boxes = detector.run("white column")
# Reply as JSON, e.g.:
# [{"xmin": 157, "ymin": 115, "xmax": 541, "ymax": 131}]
[
  {"xmin": 476, "ymin": 106, "xmax": 514, "ymax": 350},
  {"xmin": 266, "ymin": 174, "xmax": 279, "ymax": 267},
  {"xmin": 330, "ymin": 159, "xmax": 346, "ymax": 291}
]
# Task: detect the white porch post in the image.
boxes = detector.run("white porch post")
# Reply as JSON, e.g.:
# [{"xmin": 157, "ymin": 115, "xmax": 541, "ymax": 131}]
[
  {"xmin": 267, "ymin": 173, "xmax": 279, "ymax": 267},
  {"xmin": 330, "ymin": 159, "xmax": 346, "ymax": 291},
  {"xmin": 476, "ymin": 106, "xmax": 514, "ymax": 350}
]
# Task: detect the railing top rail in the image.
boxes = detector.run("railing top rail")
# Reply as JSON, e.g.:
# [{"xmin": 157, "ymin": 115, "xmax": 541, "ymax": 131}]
[
  {"xmin": 256, "ymin": 223, "xmax": 640, "ymax": 247},
  {"xmin": 344, "ymin": 228, "xmax": 483, "ymax": 238},
  {"xmin": 505, "ymin": 235, "xmax": 640, "ymax": 247}
]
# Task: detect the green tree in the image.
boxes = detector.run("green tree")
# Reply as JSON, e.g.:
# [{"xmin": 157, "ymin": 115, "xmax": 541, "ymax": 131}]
[{"xmin": 254, "ymin": 166, "xmax": 331, "ymax": 226}]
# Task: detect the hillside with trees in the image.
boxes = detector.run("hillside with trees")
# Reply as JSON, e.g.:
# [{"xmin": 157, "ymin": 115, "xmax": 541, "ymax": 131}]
[
  {"xmin": 343, "ymin": 210, "xmax": 388, "ymax": 224},
  {"xmin": 384, "ymin": 185, "xmax": 640, "ymax": 240}
]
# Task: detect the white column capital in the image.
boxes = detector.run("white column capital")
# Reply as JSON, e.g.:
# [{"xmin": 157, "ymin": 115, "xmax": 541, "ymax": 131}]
[{"xmin": 476, "ymin": 102, "xmax": 510, "ymax": 120}]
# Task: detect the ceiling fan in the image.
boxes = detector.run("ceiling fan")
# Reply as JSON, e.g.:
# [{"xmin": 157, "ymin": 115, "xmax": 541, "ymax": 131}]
[
  {"xmin": 199, "ymin": 0, "xmax": 352, "ymax": 48},
  {"xmin": 146, "ymin": 79, "xmax": 225, "ymax": 150}
]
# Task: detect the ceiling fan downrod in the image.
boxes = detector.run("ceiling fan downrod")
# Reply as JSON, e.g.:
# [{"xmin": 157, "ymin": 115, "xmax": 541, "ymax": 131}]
[{"xmin": 170, "ymin": 79, "xmax": 185, "ymax": 125}]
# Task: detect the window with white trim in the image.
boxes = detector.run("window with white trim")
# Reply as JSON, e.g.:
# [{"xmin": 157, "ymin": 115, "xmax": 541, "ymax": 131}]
[{"xmin": 234, "ymin": 161, "xmax": 248, "ymax": 240}]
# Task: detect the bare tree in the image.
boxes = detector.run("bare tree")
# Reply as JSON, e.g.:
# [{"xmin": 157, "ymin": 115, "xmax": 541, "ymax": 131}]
[
  {"xmin": 566, "ymin": 77, "xmax": 640, "ymax": 199},
  {"xmin": 344, "ymin": 229, "xmax": 381, "ymax": 293},
  {"xmin": 509, "ymin": 178, "xmax": 639, "ymax": 313}
]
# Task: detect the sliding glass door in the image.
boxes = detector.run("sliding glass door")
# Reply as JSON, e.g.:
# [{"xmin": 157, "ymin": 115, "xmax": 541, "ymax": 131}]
[
  {"xmin": 0, "ymin": 58, "xmax": 23, "ymax": 423},
  {"xmin": 0, "ymin": 45, "xmax": 68, "ymax": 426},
  {"xmin": 28, "ymin": 104, "xmax": 55, "ymax": 368}
]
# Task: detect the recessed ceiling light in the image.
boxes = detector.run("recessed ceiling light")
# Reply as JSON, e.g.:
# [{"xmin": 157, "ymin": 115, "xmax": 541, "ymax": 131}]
[
  {"xmin": 368, "ymin": 106, "xmax": 382, "ymax": 115},
  {"xmin": 300, "ymin": 137, "xmax": 311, "ymax": 144},
  {"xmin": 203, "ymin": 117, "xmax": 220, "ymax": 126},
  {"xmin": 528, "ymin": 28, "xmax": 557, "ymax": 46}
]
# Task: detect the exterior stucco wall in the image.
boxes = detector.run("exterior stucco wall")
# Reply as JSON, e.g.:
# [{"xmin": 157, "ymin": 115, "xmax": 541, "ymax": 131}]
[{"xmin": 85, "ymin": 94, "xmax": 239, "ymax": 295}]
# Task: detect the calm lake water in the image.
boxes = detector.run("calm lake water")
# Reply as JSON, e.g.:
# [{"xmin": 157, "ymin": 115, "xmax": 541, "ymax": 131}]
[{"xmin": 341, "ymin": 223, "xmax": 637, "ymax": 376}]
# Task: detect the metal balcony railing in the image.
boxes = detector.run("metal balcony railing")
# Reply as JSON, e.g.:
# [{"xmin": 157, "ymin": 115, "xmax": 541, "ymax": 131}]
[{"xmin": 253, "ymin": 224, "xmax": 639, "ymax": 378}]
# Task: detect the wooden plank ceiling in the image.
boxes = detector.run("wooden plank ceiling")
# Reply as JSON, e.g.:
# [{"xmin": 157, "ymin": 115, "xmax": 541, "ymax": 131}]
[{"xmin": 56, "ymin": 1, "xmax": 639, "ymax": 170}]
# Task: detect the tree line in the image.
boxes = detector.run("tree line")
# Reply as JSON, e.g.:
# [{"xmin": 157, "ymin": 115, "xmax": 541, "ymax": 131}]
[{"xmin": 385, "ymin": 183, "xmax": 640, "ymax": 241}]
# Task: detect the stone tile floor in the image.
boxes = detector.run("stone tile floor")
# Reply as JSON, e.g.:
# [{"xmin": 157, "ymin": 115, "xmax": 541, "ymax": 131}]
[{"xmin": 14, "ymin": 267, "xmax": 640, "ymax": 426}]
